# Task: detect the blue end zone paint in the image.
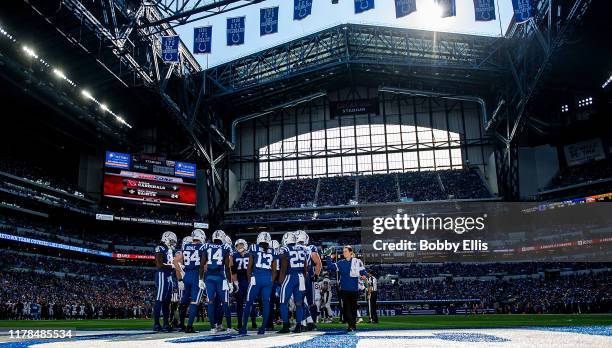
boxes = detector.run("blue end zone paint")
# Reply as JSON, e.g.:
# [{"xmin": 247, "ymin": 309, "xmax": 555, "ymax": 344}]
[
  {"xmin": 168, "ymin": 333, "xmax": 244, "ymax": 343},
  {"xmin": 271, "ymin": 330, "xmax": 510, "ymax": 348},
  {"xmin": 529, "ymin": 326, "xmax": 612, "ymax": 337}
]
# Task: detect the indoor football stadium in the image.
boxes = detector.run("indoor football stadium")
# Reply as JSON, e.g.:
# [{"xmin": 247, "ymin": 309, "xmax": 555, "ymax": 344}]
[{"xmin": 0, "ymin": 0, "xmax": 611, "ymax": 347}]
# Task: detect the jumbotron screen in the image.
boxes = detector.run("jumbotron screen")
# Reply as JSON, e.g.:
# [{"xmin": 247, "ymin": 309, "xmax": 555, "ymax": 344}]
[{"xmin": 103, "ymin": 151, "xmax": 197, "ymax": 206}]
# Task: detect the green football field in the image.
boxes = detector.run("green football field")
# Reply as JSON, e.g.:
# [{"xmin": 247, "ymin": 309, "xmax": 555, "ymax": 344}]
[{"xmin": 1, "ymin": 314, "xmax": 611, "ymax": 330}]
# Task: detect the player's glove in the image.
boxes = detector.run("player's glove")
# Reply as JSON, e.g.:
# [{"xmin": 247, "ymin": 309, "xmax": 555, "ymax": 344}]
[
  {"xmin": 178, "ymin": 280, "xmax": 185, "ymax": 291},
  {"xmin": 227, "ymin": 282, "xmax": 234, "ymax": 293},
  {"xmin": 198, "ymin": 279, "xmax": 206, "ymax": 290},
  {"xmin": 311, "ymin": 274, "xmax": 319, "ymax": 282},
  {"xmin": 232, "ymin": 281, "xmax": 239, "ymax": 294}
]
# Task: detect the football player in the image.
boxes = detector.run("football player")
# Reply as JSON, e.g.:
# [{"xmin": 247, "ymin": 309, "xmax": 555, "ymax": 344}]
[
  {"xmin": 233, "ymin": 238, "xmax": 258, "ymax": 330},
  {"xmin": 277, "ymin": 232, "xmax": 308, "ymax": 333},
  {"xmin": 174, "ymin": 236, "xmax": 192, "ymax": 331},
  {"xmin": 202, "ymin": 230, "xmax": 234, "ymax": 334},
  {"xmin": 295, "ymin": 230, "xmax": 321, "ymax": 330},
  {"xmin": 153, "ymin": 231, "xmax": 177, "ymax": 332},
  {"xmin": 173, "ymin": 229, "xmax": 206, "ymax": 333},
  {"xmin": 239, "ymin": 232, "xmax": 277, "ymax": 335}
]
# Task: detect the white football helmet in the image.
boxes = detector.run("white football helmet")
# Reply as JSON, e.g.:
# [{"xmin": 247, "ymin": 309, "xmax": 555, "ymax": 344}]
[
  {"xmin": 235, "ymin": 239, "xmax": 248, "ymax": 253},
  {"xmin": 225, "ymin": 235, "xmax": 232, "ymax": 246},
  {"xmin": 191, "ymin": 229, "xmax": 206, "ymax": 243},
  {"xmin": 161, "ymin": 231, "xmax": 177, "ymax": 248},
  {"xmin": 281, "ymin": 231, "xmax": 297, "ymax": 246},
  {"xmin": 295, "ymin": 230, "xmax": 309, "ymax": 245},
  {"xmin": 181, "ymin": 236, "xmax": 193, "ymax": 249},
  {"xmin": 271, "ymin": 240, "xmax": 280, "ymax": 251},
  {"xmin": 212, "ymin": 230, "xmax": 226, "ymax": 243},
  {"xmin": 256, "ymin": 232, "xmax": 272, "ymax": 246}
]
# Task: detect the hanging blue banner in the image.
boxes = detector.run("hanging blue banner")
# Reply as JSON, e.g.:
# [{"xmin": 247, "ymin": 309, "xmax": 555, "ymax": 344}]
[
  {"xmin": 260, "ymin": 7, "xmax": 279, "ymax": 36},
  {"xmin": 512, "ymin": 0, "xmax": 533, "ymax": 23},
  {"xmin": 161, "ymin": 35, "xmax": 179, "ymax": 63},
  {"xmin": 435, "ymin": 0, "xmax": 456, "ymax": 18},
  {"xmin": 227, "ymin": 17, "xmax": 245, "ymax": 46},
  {"xmin": 394, "ymin": 0, "xmax": 416, "ymax": 18},
  {"xmin": 473, "ymin": 0, "xmax": 496, "ymax": 21},
  {"xmin": 193, "ymin": 26, "xmax": 212, "ymax": 54},
  {"xmin": 294, "ymin": 0, "xmax": 312, "ymax": 20},
  {"xmin": 354, "ymin": 0, "xmax": 375, "ymax": 14}
]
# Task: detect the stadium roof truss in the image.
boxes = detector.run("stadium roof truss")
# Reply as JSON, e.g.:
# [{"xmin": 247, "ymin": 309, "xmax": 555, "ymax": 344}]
[
  {"xmin": 204, "ymin": 24, "xmax": 509, "ymax": 108},
  {"xmin": 14, "ymin": 0, "xmax": 594, "ymax": 214}
]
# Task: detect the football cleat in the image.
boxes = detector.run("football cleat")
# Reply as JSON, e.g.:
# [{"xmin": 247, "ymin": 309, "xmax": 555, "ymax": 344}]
[
  {"xmin": 184, "ymin": 326, "xmax": 197, "ymax": 333},
  {"xmin": 292, "ymin": 324, "xmax": 303, "ymax": 333},
  {"xmin": 257, "ymin": 327, "xmax": 266, "ymax": 335},
  {"xmin": 153, "ymin": 324, "xmax": 162, "ymax": 332},
  {"xmin": 277, "ymin": 324, "xmax": 290, "ymax": 334}
]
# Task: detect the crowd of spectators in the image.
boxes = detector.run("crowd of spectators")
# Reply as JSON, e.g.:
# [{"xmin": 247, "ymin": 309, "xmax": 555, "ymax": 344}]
[
  {"xmin": 368, "ymin": 262, "xmax": 611, "ymax": 278},
  {"xmin": 0, "ymin": 271, "xmax": 153, "ymax": 320},
  {"xmin": 548, "ymin": 159, "xmax": 612, "ymax": 189},
  {"xmin": 274, "ymin": 178, "xmax": 318, "ymax": 208},
  {"xmin": 317, "ymin": 176, "xmax": 356, "ymax": 206},
  {"xmin": 0, "ymin": 159, "xmax": 86, "ymax": 199},
  {"xmin": 100, "ymin": 204, "xmax": 201, "ymax": 224},
  {"xmin": 233, "ymin": 168, "xmax": 492, "ymax": 210},
  {"xmin": 0, "ymin": 215, "xmax": 155, "ymax": 254},
  {"xmin": 439, "ymin": 168, "xmax": 491, "ymax": 199},
  {"xmin": 373, "ymin": 271, "xmax": 611, "ymax": 314},
  {"xmin": 233, "ymin": 180, "xmax": 280, "ymax": 210},
  {"xmin": 398, "ymin": 170, "xmax": 445, "ymax": 201},
  {"xmin": 3, "ymin": 250, "xmax": 152, "ymax": 282},
  {"xmin": 358, "ymin": 174, "xmax": 398, "ymax": 203}
]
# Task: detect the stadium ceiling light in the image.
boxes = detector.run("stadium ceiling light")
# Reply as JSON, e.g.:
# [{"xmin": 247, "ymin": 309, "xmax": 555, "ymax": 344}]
[
  {"xmin": 603, "ymin": 74, "xmax": 612, "ymax": 89},
  {"xmin": 6, "ymin": 23, "xmax": 132, "ymax": 129},
  {"xmin": 22, "ymin": 45, "xmax": 38, "ymax": 59},
  {"xmin": 53, "ymin": 69, "xmax": 66, "ymax": 79},
  {"xmin": 81, "ymin": 89, "xmax": 94, "ymax": 100}
]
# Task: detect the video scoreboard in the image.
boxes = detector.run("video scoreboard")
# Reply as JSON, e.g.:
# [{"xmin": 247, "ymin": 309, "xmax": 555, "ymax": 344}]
[{"xmin": 103, "ymin": 151, "xmax": 197, "ymax": 207}]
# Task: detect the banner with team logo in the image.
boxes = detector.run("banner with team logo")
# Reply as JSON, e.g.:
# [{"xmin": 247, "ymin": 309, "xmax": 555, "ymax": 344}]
[
  {"xmin": 473, "ymin": 0, "xmax": 496, "ymax": 21},
  {"xmin": 435, "ymin": 0, "xmax": 456, "ymax": 18},
  {"xmin": 161, "ymin": 35, "xmax": 179, "ymax": 63},
  {"xmin": 260, "ymin": 7, "xmax": 279, "ymax": 36},
  {"xmin": 227, "ymin": 17, "xmax": 245, "ymax": 46},
  {"xmin": 394, "ymin": 0, "xmax": 416, "ymax": 18},
  {"xmin": 354, "ymin": 0, "xmax": 375, "ymax": 14},
  {"xmin": 512, "ymin": 0, "xmax": 534, "ymax": 23},
  {"xmin": 294, "ymin": 0, "xmax": 313, "ymax": 20},
  {"xmin": 193, "ymin": 26, "xmax": 212, "ymax": 54}
]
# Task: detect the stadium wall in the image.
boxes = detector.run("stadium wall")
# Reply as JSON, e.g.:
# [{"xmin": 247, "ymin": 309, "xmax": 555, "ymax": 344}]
[
  {"xmin": 231, "ymin": 87, "xmax": 493, "ymax": 189},
  {"xmin": 518, "ymin": 145, "xmax": 559, "ymax": 198}
]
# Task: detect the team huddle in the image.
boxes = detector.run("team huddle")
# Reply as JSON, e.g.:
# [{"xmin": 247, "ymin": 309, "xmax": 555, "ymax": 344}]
[{"xmin": 153, "ymin": 229, "xmax": 328, "ymax": 335}]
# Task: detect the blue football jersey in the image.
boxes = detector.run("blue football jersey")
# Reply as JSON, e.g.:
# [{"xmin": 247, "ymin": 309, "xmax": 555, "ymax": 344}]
[
  {"xmin": 279, "ymin": 244, "xmax": 306, "ymax": 274},
  {"xmin": 249, "ymin": 244, "xmax": 276, "ymax": 278},
  {"xmin": 155, "ymin": 244, "xmax": 175, "ymax": 274},
  {"xmin": 180, "ymin": 243, "xmax": 205, "ymax": 272},
  {"xmin": 232, "ymin": 251, "xmax": 250, "ymax": 281},
  {"xmin": 204, "ymin": 243, "xmax": 231, "ymax": 276}
]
